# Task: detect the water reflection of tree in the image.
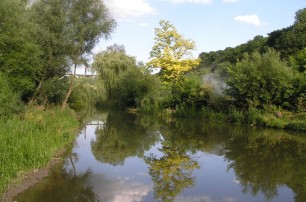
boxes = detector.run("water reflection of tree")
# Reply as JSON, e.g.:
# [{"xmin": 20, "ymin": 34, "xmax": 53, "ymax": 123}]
[
  {"xmin": 145, "ymin": 141, "xmax": 199, "ymax": 202},
  {"xmin": 14, "ymin": 160, "xmax": 97, "ymax": 202},
  {"xmin": 224, "ymin": 130, "xmax": 306, "ymax": 202},
  {"xmin": 145, "ymin": 119, "xmax": 206, "ymax": 202},
  {"xmin": 91, "ymin": 112, "xmax": 160, "ymax": 166},
  {"xmin": 143, "ymin": 118, "xmax": 239, "ymax": 202}
]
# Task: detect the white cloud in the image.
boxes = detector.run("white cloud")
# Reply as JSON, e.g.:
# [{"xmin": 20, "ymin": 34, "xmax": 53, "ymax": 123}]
[
  {"xmin": 137, "ymin": 22, "xmax": 150, "ymax": 27},
  {"xmin": 104, "ymin": 0, "xmax": 157, "ymax": 20},
  {"xmin": 223, "ymin": 0, "xmax": 239, "ymax": 3},
  {"xmin": 89, "ymin": 174, "xmax": 152, "ymax": 202},
  {"xmin": 233, "ymin": 15, "xmax": 266, "ymax": 27},
  {"xmin": 166, "ymin": 0, "xmax": 213, "ymax": 4}
]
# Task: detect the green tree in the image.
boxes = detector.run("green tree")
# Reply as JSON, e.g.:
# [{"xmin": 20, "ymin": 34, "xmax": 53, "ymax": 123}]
[
  {"xmin": 198, "ymin": 35, "xmax": 267, "ymax": 71},
  {"xmin": 225, "ymin": 49, "xmax": 294, "ymax": 109},
  {"xmin": 68, "ymin": 77, "xmax": 100, "ymax": 111},
  {"xmin": 290, "ymin": 47, "xmax": 306, "ymax": 73},
  {"xmin": 29, "ymin": 0, "xmax": 116, "ymax": 107},
  {"xmin": 62, "ymin": 0, "xmax": 116, "ymax": 109},
  {"xmin": 29, "ymin": 0, "xmax": 70, "ymax": 104},
  {"xmin": 93, "ymin": 44, "xmax": 137, "ymax": 97},
  {"xmin": 148, "ymin": 20, "xmax": 200, "ymax": 82},
  {"xmin": 110, "ymin": 67, "xmax": 162, "ymax": 109},
  {"xmin": 0, "ymin": 0, "xmax": 42, "ymax": 100},
  {"xmin": 66, "ymin": 0, "xmax": 115, "ymax": 69},
  {"xmin": 266, "ymin": 8, "xmax": 306, "ymax": 59},
  {"xmin": 289, "ymin": 48, "xmax": 306, "ymax": 111}
]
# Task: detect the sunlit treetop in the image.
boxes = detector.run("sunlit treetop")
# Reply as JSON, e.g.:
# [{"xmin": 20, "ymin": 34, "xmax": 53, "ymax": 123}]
[{"xmin": 148, "ymin": 20, "xmax": 200, "ymax": 82}]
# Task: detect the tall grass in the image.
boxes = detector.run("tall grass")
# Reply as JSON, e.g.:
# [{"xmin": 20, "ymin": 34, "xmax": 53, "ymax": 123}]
[{"xmin": 0, "ymin": 107, "xmax": 79, "ymax": 197}]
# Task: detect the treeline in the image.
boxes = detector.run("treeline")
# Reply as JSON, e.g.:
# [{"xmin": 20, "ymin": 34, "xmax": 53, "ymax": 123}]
[
  {"xmin": 199, "ymin": 8, "xmax": 306, "ymax": 69},
  {"xmin": 196, "ymin": 8, "xmax": 305, "ymax": 112},
  {"xmin": 1, "ymin": 0, "xmax": 304, "ymax": 129},
  {"xmin": 93, "ymin": 9, "xmax": 305, "ymax": 131},
  {"xmin": 0, "ymin": 0, "xmax": 115, "ymax": 117}
]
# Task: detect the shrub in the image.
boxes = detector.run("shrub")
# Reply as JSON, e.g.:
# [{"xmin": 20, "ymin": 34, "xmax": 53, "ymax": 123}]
[
  {"xmin": 110, "ymin": 67, "xmax": 163, "ymax": 110},
  {"xmin": 35, "ymin": 77, "xmax": 68, "ymax": 106},
  {"xmin": 0, "ymin": 73, "xmax": 23, "ymax": 117},
  {"xmin": 228, "ymin": 108, "xmax": 244, "ymax": 124},
  {"xmin": 225, "ymin": 49, "xmax": 295, "ymax": 109},
  {"xmin": 68, "ymin": 78, "xmax": 99, "ymax": 111},
  {"xmin": 169, "ymin": 74, "xmax": 213, "ymax": 109}
]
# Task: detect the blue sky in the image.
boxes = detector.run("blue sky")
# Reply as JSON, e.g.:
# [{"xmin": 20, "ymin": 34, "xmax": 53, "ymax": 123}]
[{"xmin": 93, "ymin": 0, "xmax": 306, "ymax": 63}]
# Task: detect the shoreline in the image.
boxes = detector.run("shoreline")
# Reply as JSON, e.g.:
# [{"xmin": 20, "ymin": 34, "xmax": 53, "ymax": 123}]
[{"xmin": 2, "ymin": 148, "xmax": 68, "ymax": 202}]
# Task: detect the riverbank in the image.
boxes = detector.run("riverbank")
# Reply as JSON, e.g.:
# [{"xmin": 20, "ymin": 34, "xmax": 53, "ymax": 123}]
[
  {"xmin": 0, "ymin": 107, "xmax": 80, "ymax": 199},
  {"xmin": 158, "ymin": 107, "xmax": 306, "ymax": 132}
]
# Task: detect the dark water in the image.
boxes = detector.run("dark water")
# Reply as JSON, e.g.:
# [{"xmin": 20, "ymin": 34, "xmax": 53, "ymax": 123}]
[{"xmin": 15, "ymin": 111, "xmax": 306, "ymax": 202}]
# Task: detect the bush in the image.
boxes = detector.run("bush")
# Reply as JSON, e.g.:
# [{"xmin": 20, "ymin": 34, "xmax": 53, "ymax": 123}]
[
  {"xmin": 286, "ymin": 120, "xmax": 306, "ymax": 131},
  {"xmin": 228, "ymin": 108, "xmax": 244, "ymax": 124},
  {"xmin": 109, "ymin": 67, "xmax": 163, "ymax": 110},
  {"xmin": 35, "ymin": 77, "xmax": 69, "ymax": 106},
  {"xmin": 68, "ymin": 78, "xmax": 99, "ymax": 111},
  {"xmin": 169, "ymin": 74, "xmax": 213, "ymax": 109},
  {"xmin": 225, "ymin": 49, "xmax": 295, "ymax": 109},
  {"xmin": 244, "ymin": 108, "xmax": 264, "ymax": 125},
  {"xmin": 0, "ymin": 73, "xmax": 23, "ymax": 117}
]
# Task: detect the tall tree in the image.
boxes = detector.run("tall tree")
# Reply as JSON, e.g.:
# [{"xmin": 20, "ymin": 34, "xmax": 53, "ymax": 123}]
[
  {"xmin": 61, "ymin": 0, "xmax": 116, "ymax": 109},
  {"xmin": 29, "ymin": 0, "xmax": 116, "ymax": 107},
  {"xmin": 93, "ymin": 44, "xmax": 137, "ymax": 97},
  {"xmin": 66, "ymin": 0, "xmax": 116, "ymax": 70},
  {"xmin": 267, "ymin": 8, "xmax": 306, "ymax": 59},
  {"xmin": 148, "ymin": 20, "xmax": 200, "ymax": 83},
  {"xmin": 29, "ymin": 0, "xmax": 74, "ymax": 104},
  {"xmin": 0, "ymin": 0, "xmax": 42, "ymax": 100}
]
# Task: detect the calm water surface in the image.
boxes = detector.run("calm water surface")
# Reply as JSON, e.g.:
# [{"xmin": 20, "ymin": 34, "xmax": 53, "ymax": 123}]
[{"xmin": 15, "ymin": 111, "xmax": 306, "ymax": 202}]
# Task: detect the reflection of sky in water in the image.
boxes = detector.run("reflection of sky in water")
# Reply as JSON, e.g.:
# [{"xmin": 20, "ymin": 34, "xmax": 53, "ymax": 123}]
[
  {"xmin": 64, "ymin": 122, "xmax": 295, "ymax": 202},
  {"xmin": 88, "ymin": 173, "xmax": 152, "ymax": 202}
]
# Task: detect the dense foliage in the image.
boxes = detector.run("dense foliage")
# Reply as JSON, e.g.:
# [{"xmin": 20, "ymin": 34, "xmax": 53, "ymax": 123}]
[
  {"xmin": 0, "ymin": 2, "xmax": 305, "ymax": 199},
  {"xmin": 93, "ymin": 45, "xmax": 163, "ymax": 110},
  {"xmin": 148, "ymin": 20, "xmax": 200, "ymax": 82},
  {"xmin": 0, "ymin": 0, "xmax": 115, "ymax": 198},
  {"xmin": 0, "ymin": 73, "xmax": 23, "ymax": 117},
  {"xmin": 0, "ymin": 0, "xmax": 115, "ymax": 109},
  {"xmin": 196, "ymin": 8, "xmax": 306, "ymax": 114},
  {"xmin": 0, "ymin": 0, "xmax": 42, "ymax": 100},
  {"xmin": 225, "ymin": 49, "xmax": 295, "ymax": 109},
  {"xmin": 199, "ymin": 8, "xmax": 306, "ymax": 70},
  {"xmin": 93, "ymin": 11, "xmax": 305, "ymax": 127},
  {"xmin": 93, "ymin": 44, "xmax": 137, "ymax": 97}
]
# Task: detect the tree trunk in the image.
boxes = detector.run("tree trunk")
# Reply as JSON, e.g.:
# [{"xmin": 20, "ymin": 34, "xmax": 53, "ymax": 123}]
[
  {"xmin": 29, "ymin": 80, "xmax": 43, "ymax": 105},
  {"xmin": 62, "ymin": 64, "xmax": 78, "ymax": 110},
  {"xmin": 61, "ymin": 76, "xmax": 74, "ymax": 110}
]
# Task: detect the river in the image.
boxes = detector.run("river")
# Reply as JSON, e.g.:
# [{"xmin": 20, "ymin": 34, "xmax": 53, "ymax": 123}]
[{"xmin": 14, "ymin": 110, "xmax": 306, "ymax": 202}]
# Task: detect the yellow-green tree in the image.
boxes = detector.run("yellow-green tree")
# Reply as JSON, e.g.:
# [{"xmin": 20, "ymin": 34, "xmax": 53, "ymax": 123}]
[{"xmin": 148, "ymin": 20, "xmax": 200, "ymax": 82}]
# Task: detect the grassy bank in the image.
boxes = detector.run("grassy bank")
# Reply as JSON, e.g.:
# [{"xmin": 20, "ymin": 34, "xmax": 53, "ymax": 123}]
[
  {"xmin": 0, "ymin": 107, "xmax": 79, "ymax": 197},
  {"xmin": 159, "ymin": 106, "xmax": 306, "ymax": 132}
]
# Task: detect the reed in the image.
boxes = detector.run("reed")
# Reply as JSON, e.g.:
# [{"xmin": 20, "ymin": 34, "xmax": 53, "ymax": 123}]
[{"xmin": 0, "ymin": 107, "xmax": 79, "ymax": 197}]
